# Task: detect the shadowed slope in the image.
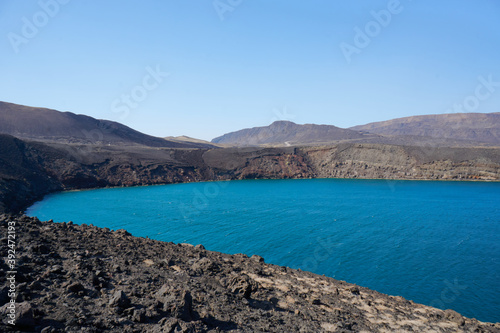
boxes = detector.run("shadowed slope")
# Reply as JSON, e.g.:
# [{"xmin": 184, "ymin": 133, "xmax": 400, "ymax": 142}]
[{"xmin": 0, "ymin": 101, "xmax": 213, "ymax": 148}]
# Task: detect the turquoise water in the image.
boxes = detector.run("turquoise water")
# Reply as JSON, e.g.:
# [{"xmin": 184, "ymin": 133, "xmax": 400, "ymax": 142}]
[{"xmin": 27, "ymin": 179, "xmax": 500, "ymax": 322}]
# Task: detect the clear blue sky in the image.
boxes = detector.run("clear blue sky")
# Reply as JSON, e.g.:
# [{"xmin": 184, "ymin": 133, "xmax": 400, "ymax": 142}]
[{"xmin": 1, "ymin": 1, "xmax": 499, "ymax": 141}]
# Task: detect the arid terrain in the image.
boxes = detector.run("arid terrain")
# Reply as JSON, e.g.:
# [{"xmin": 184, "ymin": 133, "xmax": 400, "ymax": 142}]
[
  {"xmin": 350, "ymin": 112, "xmax": 500, "ymax": 145},
  {"xmin": 1, "ymin": 215, "xmax": 499, "ymax": 332},
  {"xmin": 2, "ymin": 133, "xmax": 500, "ymax": 216},
  {"xmin": 1, "ymin": 102, "xmax": 500, "ymax": 331}
]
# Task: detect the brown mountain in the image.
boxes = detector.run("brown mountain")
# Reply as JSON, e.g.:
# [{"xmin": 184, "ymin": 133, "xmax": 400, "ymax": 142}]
[
  {"xmin": 350, "ymin": 112, "xmax": 500, "ymax": 145},
  {"xmin": 211, "ymin": 121, "xmax": 378, "ymax": 146},
  {"xmin": 0, "ymin": 101, "xmax": 213, "ymax": 148}
]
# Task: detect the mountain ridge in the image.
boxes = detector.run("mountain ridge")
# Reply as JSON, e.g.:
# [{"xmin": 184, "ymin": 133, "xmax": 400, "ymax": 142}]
[
  {"xmin": 350, "ymin": 112, "xmax": 500, "ymax": 145},
  {"xmin": 3, "ymin": 101, "xmax": 499, "ymax": 148},
  {"xmin": 212, "ymin": 120, "xmax": 378, "ymax": 146},
  {"xmin": 0, "ymin": 101, "xmax": 213, "ymax": 149},
  {"xmin": 212, "ymin": 112, "xmax": 500, "ymax": 147}
]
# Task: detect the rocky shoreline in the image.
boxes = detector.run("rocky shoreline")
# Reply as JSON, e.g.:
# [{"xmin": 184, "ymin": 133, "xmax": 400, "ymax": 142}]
[
  {"xmin": 1, "ymin": 215, "xmax": 499, "ymax": 332},
  {"xmin": 1, "ymin": 134, "xmax": 500, "ymax": 216}
]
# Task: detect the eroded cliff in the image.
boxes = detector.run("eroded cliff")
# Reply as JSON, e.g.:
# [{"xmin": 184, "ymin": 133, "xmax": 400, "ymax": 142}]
[{"xmin": 1, "ymin": 135, "xmax": 499, "ymax": 214}]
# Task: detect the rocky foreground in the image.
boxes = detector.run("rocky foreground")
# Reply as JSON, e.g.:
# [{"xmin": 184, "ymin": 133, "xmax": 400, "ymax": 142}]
[{"xmin": 1, "ymin": 215, "xmax": 499, "ymax": 332}]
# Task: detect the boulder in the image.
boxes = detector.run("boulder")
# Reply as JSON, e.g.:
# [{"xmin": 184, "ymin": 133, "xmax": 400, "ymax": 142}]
[
  {"xmin": 66, "ymin": 282, "xmax": 84, "ymax": 293},
  {"xmin": 226, "ymin": 274, "xmax": 258, "ymax": 299},
  {"xmin": 0, "ymin": 301, "xmax": 35, "ymax": 328},
  {"xmin": 108, "ymin": 290, "xmax": 131, "ymax": 308}
]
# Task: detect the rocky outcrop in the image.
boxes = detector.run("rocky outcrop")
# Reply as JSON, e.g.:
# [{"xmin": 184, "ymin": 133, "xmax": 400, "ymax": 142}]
[
  {"xmin": 0, "ymin": 135, "xmax": 63, "ymax": 214},
  {"xmin": 0, "ymin": 136, "xmax": 216, "ymax": 214},
  {"xmin": 1, "ymin": 215, "xmax": 499, "ymax": 332},
  {"xmin": 300, "ymin": 144, "xmax": 500, "ymax": 180},
  {"xmin": 202, "ymin": 144, "xmax": 500, "ymax": 181}
]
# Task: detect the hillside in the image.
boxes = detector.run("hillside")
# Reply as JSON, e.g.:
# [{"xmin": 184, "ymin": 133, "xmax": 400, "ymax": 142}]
[
  {"xmin": 211, "ymin": 120, "xmax": 495, "ymax": 148},
  {"xmin": 1, "ymin": 134, "xmax": 499, "ymax": 215},
  {"xmin": 0, "ymin": 135, "xmax": 62, "ymax": 214},
  {"xmin": 0, "ymin": 101, "xmax": 212, "ymax": 148},
  {"xmin": 211, "ymin": 121, "xmax": 378, "ymax": 146},
  {"xmin": 2, "ymin": 215, "xmax": 499, "ymax": 332},
  {"xmin": 1, "ymin": 135, "xmax": 500, "ymax": 331},
  {"xmin": 350, "ymin": 112, "xmax": 500, "ymax": 145}
]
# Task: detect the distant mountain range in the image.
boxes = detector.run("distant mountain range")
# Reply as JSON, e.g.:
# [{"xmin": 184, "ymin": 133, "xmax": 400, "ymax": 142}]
[
  {"xmin": 1, "ymin": 101, "xmax": 500, "ymax": 215},
  {"xmin": 0, "ymin": 101, "xmax": 213, "ymax": 148},
  {"xmin": 212, "ymin": 113, "xmax": 500, "ymax": 147},
  {"xmin": 1, "ymin": 101, "xmax": 499, "ymax": 148},
  {"xmin": 164, "ymin": 135, "xmax": 219, "ymax": 147},
  {"xmin": 212, "ymin": 121, "xmax": 379, "ymax": 146},
  {"xmin": 350, "ymin": 113, "xmax": 500, "ymax": 145}
]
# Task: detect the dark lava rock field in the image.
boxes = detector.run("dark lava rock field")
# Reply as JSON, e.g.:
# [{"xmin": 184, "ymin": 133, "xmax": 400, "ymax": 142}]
[{"xmin": 1, "ymin": 215, "xmax": 499, "ymax": 332}]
